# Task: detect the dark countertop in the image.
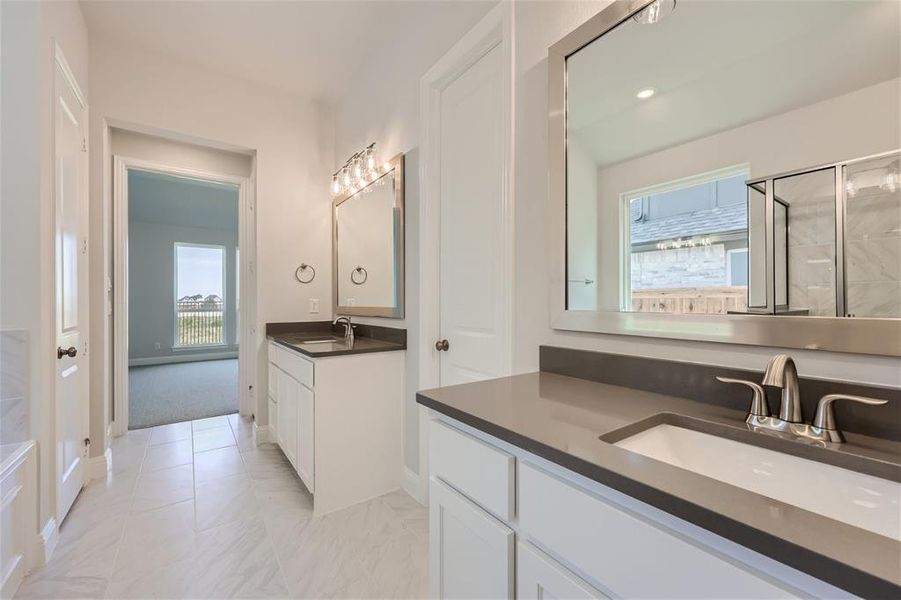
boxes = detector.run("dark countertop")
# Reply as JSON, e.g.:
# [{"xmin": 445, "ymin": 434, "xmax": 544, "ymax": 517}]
[
  {"xmin": 417, "ymin": 371, "xmax": 901, "ymax": 598},
  {"xmin": 266, "ymin": 321, "xmax": 405, "ymax": 358}
]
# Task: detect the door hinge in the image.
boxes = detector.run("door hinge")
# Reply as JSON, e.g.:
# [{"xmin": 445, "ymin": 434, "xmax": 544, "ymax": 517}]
[
  {"xmin": 82, "ymin": 237, "xmax": 88, "ymax": 255},
  {"xmin": 83, "ymin": 340, "xmax": 88, "ymax": 356},
  {"xmin": 84, "ymin": 437, "xmax": 90, "ymax": 447},
  {"xmin": 81, "ymin": 138, "xmax": 87, "ymax": 153}
]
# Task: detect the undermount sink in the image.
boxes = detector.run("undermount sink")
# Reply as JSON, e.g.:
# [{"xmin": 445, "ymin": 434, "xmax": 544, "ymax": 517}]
[{"xmin": 614, "ymin": 423, "xmax": 901, "ymax": 540}]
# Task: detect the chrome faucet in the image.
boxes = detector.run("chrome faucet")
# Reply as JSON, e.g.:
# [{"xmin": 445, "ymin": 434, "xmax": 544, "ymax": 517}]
[
  {"xmin": 333, "ymin": 315, "xmax": 354, "ymax": 344},
  {"xmin": 717, "ymin": 354, "xmax": 888, "ymax": 444},
  {"xmin": 761, "ymin": 354, "xmax": 802, "ymax": 423}
]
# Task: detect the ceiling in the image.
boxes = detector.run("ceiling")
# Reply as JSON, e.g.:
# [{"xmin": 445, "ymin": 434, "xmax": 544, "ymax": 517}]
[
  {"xmin": 128, "ymin": 169, "xmax": 239, "ymax": 231},
  {"xmin": 80, "ymin": 0, "xmax": 496, "ymax": 103},
  {"xmin": 567, "ymin": 0, "xmax": 901, "ymax": 167}
]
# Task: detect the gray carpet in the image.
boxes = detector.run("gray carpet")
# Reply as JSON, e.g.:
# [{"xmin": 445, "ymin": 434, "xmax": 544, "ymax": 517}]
[{"xmin": 129, "ymin": 359, "xmax": 238, "ymax": 429}]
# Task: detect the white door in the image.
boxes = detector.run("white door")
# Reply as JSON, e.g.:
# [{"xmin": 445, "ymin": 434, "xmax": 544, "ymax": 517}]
[
  {"xmin": 429, "ymin": 477, "xmax": 514, "ymax": 599},
  {"xmin": 54, "ymin": 55, "xmax": 89, "ymax": 524},
  {"xmin": 297, "ymin": 383, "xmax": 314, "ymax": 492},
  {"xmin": 517, "ymin": 541, "xmax": 608, "ymax": 600},
  {"xmin": 437, "ymin": 41, "xmax": 510, "ymax": 386}
]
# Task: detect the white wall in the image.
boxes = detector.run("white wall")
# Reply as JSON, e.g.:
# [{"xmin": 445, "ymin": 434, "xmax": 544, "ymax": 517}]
[
  {"xmin": 89, "ymin": 35, "xmax": 334, "ymax": 450},
  {"xmin": 0, "ymin": 0, "xmax": 90, "ymax": 546},
  {"xmin": 512, "ymin": 0, "xmax": 901, "ymax": 386}
]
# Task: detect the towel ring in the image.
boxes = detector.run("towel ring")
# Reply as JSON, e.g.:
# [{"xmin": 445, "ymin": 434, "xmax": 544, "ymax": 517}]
[
  {"xmin": 350, "ymin": 266, "xmax": 368, "ymax": 285},
  {"xmin": 295, "ymin": 263, "xmax": 316, "ymax": 284}
]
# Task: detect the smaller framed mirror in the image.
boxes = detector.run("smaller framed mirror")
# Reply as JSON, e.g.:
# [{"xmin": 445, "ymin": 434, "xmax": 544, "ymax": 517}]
[{"xmin": 333, "ymin": 153, "xmax": 405, "ymax": 318}]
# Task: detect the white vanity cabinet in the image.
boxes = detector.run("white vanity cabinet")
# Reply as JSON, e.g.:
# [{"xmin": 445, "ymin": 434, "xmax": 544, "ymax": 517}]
[
  {"xmin": 428, "ymin": 417, "xmax": 845, "ymax": 600},
  {"xmin": 266, "ymin": 340, "xmax": 403, "ymax": 516}
]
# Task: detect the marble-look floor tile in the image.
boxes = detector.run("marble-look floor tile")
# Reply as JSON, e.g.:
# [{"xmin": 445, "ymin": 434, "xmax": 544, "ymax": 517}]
[
  {"xmin": 193, "ymin": 425, "xmax": 236, "ymax": 452},
  {"xmin": 141, "ymin": 439, "xmax": 193, "ymax": 472},
  {"xmin": 193, "ymin": 415, "xmax": 232, "ymax": 432},
  {"xmin": 194, "ymin": 445, "xmax": 246, "ymax": 482},
  {"xmin": 16, "ymin": 417, "xmax": 429, "ymax": 600},
  {"xmin": 131, "ymin": 463, "xmax": 194, "ymax": 513},
  {"xmin": 195, "ymin": 472, "xmax": 258, "ymax": 532},
  {"xmin": 112, "ymin": 499, "xmax": 197, "ymax": 582},
  {"xmin": 189, "ymin": 516, "xmax": 289, "ymax": 599},
  {"xmin": 150, "ymin": 421, "xmax": 192, "ymax": 446}
]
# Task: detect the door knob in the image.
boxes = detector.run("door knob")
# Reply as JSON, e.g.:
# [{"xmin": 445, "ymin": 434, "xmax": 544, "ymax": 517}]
[
  {"xmin": 435, "ymin": 339, "xmax": 449, "ymax": 352},
  {"xmin": 57, "ymin": 346, "xmax": 77, "ymax": 359}
]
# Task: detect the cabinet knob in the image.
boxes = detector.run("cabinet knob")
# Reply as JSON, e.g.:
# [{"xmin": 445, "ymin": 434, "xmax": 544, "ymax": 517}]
[{"xmin": 435, "ymin": 339, "xmax": 449, "ymax": 352}]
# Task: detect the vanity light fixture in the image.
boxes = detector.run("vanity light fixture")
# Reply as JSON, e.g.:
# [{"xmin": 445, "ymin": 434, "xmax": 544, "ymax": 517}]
[
  {"xmin": 331, "ymin": 143, "xmax": 384, "ymax": 197},
  {"xmin": 633, "ymin": 0, "xmax": 676, "ymax": 25},
  {"xmin": 636, "ymin": 87, "xmax": 656, "ymax": 100}
]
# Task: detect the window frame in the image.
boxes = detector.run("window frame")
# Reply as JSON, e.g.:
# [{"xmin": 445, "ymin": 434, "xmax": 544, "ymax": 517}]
[{"xmin": 173, "ymin": 241, "xmax": 228, "ymax": 349}]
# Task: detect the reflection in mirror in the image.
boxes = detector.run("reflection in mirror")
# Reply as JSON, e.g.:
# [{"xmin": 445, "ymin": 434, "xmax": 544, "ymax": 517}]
[
  {"xmin": 334, "ymin": 155, "xmax": 404, "ymax": 318},
  {"xmin": 564, "ymin": 0, "xmax": 901, "ymax": 318}
]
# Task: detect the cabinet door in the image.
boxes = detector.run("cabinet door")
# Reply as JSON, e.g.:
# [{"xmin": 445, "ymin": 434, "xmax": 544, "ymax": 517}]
[
  {"xmin": 279, "ymin": 373, "xmax": 299, "ymax": 467},
  {"xmin": 517, "ymin": 541, "xmax": 607, "ymax": 600},
  {"xmin": 268, "ymin": 397, "xmax": 278, "ymax": 444},
  {"xmin": 429, "ymin": 477, "xmax": 513, "ymax": 599},
  {"xmin": 296, "ymin": 383, "xmax": 315, "ymax": 492}
]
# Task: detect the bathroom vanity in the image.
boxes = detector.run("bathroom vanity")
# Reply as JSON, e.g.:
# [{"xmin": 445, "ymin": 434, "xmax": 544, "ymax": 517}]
[
  {"xmin": 418, "ymin": 347, "xmax": 901, "ymax": 599},
  {"xmin": 266, "ymin": 322, "xmax": 405, "ymax": 516}
]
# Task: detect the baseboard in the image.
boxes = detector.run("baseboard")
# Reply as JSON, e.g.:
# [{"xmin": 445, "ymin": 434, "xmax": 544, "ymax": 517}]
[
  {"xmin": 402, "ymin": 466, "xmax": 426, "ymax": 506},
  {"xmin": 128, "ymin": 351, "xmax": 238, "ymax": 367},
  {"xmin": 252, "ymin": 422, "xmax": 270, "ymax": 446},
  {"xmin": 38, "ymin": 518, "xmax": 59, "ymax": 565},
  {"xmin": 88, "ymin": 447, "xmax": 112, "ymax": 479}
]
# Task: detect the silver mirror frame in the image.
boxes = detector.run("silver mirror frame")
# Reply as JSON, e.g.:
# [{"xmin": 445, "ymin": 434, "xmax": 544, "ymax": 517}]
[
  {"xmin": 547, "ymin": 0, "xmax": 901, "ymax": 357},
  {"xmin": 333, "ymin": 152, "xmax": 405, "ymax": 319}
]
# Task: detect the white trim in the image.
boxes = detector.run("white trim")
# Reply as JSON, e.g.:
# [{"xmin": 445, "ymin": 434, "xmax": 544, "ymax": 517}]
[
  {"xmin": 402, "ymin": 465, "xmax": 426, "ymax": 506},
  {"xmin": 53, "ymin": 42, "xmax": 85, "ymax": 109},
  {"xmin": 128, "ymin": 351, "xmax": 238, "ymax": 367},
  {"xmin": 252, "ymin": 422, "xmax": 270, "ymax": 446},
  {"xmin": 87, "ymin": 447, "xmax": 112, "ymax": 480},
  {"xmin": 38, "ymin": 518, "xmax": 59, "ymax": 565},
  {"xmin": 112, "ymin": 155, "xmax": 256, "ymax": 437},
  {"xmin": 418, "ymin": 1, "xmax": 514, "ymax": 505}
]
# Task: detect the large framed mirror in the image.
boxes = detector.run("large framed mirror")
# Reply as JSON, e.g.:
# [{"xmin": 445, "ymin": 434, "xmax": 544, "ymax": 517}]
[
  {"xmin": 549, "ymin": 0, "xmax": 901, "ymax": 355},
  {"xmin": 333, "ymin": 153, "xmax": 405, "ymax": 318}
]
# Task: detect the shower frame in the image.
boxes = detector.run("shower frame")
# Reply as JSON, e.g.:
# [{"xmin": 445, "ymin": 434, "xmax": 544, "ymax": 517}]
[{"xmin": 745, "ymin": 148, "xmax": 900, "ymax": 317}]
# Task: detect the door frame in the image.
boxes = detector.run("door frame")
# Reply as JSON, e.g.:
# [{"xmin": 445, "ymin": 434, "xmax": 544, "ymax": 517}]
[
  {"xmin": 111, "ymin": 155, "xmax": 256, "ymax": 436},
  {"xmin": 418, "ymin": 1, "xmax": 514, "ymax": 500}
]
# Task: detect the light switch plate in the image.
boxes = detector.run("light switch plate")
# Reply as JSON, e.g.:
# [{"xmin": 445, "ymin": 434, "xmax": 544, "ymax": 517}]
[{"xmin": 309, "ymin": 298, "xmax": 320, "ymax": 314}]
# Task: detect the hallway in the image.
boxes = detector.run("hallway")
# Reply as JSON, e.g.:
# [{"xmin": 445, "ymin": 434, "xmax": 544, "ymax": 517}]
[{"xmin": 15, "ymin": 415, "xmax": 428, "ymax": 599}]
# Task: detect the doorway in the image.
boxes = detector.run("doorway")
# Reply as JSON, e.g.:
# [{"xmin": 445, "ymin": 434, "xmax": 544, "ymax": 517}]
[{"xmin": 112, "ymin": 153, "xmax": 254, "ymax": 434}]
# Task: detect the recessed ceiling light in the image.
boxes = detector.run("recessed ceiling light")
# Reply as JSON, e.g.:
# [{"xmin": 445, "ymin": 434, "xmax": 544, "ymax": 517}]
[
  {"xmin": 633, "ymin": 0, "xmax": 677, "ymax": 25},
  {"xmin": 636, "ymin": 88, "xmax": 656, "ymax": 100}
]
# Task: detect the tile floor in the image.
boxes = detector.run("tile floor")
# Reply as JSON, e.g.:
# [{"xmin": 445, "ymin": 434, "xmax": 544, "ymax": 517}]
[{"xmin": 15, "ymin": 414, "xmax": 429, "ymax": 599}]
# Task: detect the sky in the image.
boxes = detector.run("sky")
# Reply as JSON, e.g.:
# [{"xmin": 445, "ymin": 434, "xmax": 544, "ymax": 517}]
[{"xmin": 177, "ymin": 245, "xmax": 224, "ymax": 298}]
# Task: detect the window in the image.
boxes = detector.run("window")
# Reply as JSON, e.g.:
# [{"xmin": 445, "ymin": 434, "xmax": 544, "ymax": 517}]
[
  {"xmin": 174, "ymin": 243, "xmax": 226, "ymax": 347},
  {"xmin": 623, "ymin": 167, "xmax": 750, "ymax": 314}
]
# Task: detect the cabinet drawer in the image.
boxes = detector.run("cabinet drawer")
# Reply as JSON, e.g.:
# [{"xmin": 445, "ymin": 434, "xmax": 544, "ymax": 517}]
[
  {"xmin": 274, "ymin": 345, "xmax": 314, "ymax": 389},
  {"xmin": 518, "ymin": 463, "xmax": 795, "ymax": 599},
  {"xmin": 517, "ymin": 541, "xmax": 607, "ymax": 600},
  {"xmin": 429, "ymin": 419, "xmax": 514, "ymax": 522}
]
